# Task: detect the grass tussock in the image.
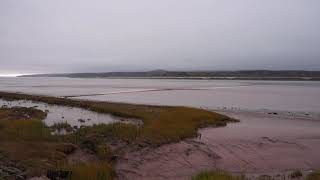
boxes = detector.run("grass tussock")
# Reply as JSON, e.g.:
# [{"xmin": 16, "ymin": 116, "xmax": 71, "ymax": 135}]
[
  {"xmin": 307, "ymin": 171, "xmax": 320, "ymax": 180},
  {"xmin": 51, "ymin": 122, "xmax": 74, "ymax": 133},
  {"xmin": 63, "ymin": 163, "xmax": 115, "ymax": 180},
  {"xmin": 192, "ymin": 170, "xmax": 244, "ymax": 180},
  {"xmin": 0, "ymin": 91, "xmax": 236, "ymax": 145}
]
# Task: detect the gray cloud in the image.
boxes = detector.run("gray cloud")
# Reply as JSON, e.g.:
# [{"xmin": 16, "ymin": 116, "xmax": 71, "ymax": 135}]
[{"xmin": 1, "ymin": 0, "xmax": 320, "ymax": 74}]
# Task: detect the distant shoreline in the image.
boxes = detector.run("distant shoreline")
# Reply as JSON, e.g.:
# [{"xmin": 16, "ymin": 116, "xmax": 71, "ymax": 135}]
[
  {"xmin": 19, "ymin": 70, "xmax": 320, "ymax": 81},
  {"xmin": 18, "ymin": 76, "xmax": 320, "ymax": 81}
]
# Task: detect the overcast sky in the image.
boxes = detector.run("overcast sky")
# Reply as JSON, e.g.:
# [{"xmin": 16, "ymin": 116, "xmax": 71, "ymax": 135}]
[{"xmin": 1, "ymin": 0, "xmax": 320, "ymax": 75}]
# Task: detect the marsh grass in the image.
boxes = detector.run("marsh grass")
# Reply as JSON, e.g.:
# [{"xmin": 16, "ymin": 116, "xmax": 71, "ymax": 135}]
[
  {"xmin": 51, "ymin": 122, "xmax": 74, "ymax": 133},
  {"xmin": 0, "ymin": 106, "xmax": 47, "ymax": 121},
  {"xmin": 0, "ymin": 92, "xmax": 237, "ymax": 179},
  {"xmin": 61, "ymin": 162, "xmax": 115, "ymax": 180},
  {"xmin": 0, "ymin": 107, "xmax": 51, "ymax": 141},
  {"xmin": 0, "ymin": 107, "xmax": 115, "ymax": 179},
  {"xmin": 192, "ymin": 170, "xmax": 244, "ymax": 180},
  {"xmin": 0, "ymin": 91, "xmax": 236, "ymax": 145}
]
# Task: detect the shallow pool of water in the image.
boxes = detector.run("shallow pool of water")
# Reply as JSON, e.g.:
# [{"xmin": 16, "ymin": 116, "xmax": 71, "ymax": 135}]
[{"xmin": 0, "ymin": 99, "xmax": 142, "ymax": 127}]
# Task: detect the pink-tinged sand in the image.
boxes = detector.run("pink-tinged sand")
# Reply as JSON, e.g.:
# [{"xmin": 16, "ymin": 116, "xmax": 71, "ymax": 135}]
[{"xmin": 116, "ymin": 110, "xmax": 320, "ymax": 180}]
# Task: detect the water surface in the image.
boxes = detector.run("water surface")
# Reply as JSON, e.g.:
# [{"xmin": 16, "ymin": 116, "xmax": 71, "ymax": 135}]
[
  {"xmin": 0, "ymin": 99, "xmax": 141, "ymax": 127},
  {"xmin": 1, "ymin": 77, "xmax": 319, "ymax": 112}
]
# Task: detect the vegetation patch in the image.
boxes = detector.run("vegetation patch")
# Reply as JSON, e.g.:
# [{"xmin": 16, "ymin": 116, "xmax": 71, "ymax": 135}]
[
  {"xmin": 0, "ymin": 92, "xmax": 237, "ymax": 179},
  {"xmin": 192, "ymin": 170, "xmax": 244, "ymax": 180},
  {"xmin": 51, "ymin": 122, "xmax": 75, "ymax": 133},
  {"xmin": 0, "ymin": 107, "xmax": 115, "ymax": 179},
  {"xmin": 61, "ymin": 162, "xmax": 115, "ymax": 180},
  {"xmin": 0, "ymin": 91, "xmax": 237, "ymax": 145},
  {"xmin": 0, "ymin": 106, "xmax": 46, "ymax": 121}
]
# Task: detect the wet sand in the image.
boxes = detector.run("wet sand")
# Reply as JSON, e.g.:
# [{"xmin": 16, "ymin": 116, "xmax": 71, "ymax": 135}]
[{"xmin": 116, "ymin": 110, "xmax": 320, "ymax": 180}]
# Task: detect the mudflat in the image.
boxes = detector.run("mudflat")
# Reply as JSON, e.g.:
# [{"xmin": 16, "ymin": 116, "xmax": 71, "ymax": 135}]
[{"xmin": 116, "ymin": 110, "xmax": 320, "ymax": 180}]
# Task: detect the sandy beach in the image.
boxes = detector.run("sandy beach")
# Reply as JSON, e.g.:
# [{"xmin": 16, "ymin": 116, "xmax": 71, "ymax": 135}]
[{"xmin": 116, "ymin": 109, "xmax": 320, "ymax": 180}]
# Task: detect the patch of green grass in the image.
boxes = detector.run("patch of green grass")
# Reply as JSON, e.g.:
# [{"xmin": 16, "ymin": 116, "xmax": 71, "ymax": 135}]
[
  {"xmin": 192, "ymin": 170, "xmax": 244, "ymax": 180},
  {"xmin": 0, "ymin": 107, "xmax": 51, "ymax": 141},
  {"xmin": 0, "ymin": 107, "xmax": 71, "ymax": 177},
  {"xmin": 0, "ymin": 107, "xmax": 115, "ymax": 179},
  {"xmin": 59, "ymin": 123, "xmax": 137, "ymax": 157},
  {"xmin": 74, "ymin": 123, "xmax": 139, "ymax": 143},
  {"xmin": 307, "ymin": 171, "xmax": 320, "ymax": 180},
  {"xmin": 0, "ymin": 91, "xmax": 236, "ymax": 146}
]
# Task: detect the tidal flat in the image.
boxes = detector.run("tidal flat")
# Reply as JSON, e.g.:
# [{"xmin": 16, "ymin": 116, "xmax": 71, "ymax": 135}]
[
  {"xmin": 116, "ymin": 109, "xmax": 320, "ymax": 179},
  {"xmin": 0, "ymin": 78, "xmax": 320, "ymax": 180}
]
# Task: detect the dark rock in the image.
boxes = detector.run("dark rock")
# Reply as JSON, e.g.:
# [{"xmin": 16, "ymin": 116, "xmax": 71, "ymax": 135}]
[
  {"xmin": 78, "ymin": 119, "xmax": 85, "ymax": 123},
  {"xmin": 111, "ymin": 155, "xmax": 118, "ymax": 161}
]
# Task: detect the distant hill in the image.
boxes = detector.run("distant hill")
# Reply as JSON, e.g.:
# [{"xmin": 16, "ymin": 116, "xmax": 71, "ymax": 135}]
[{"xmin": 20, "ymin": 70, "xmax": 320, "ymax": 80}]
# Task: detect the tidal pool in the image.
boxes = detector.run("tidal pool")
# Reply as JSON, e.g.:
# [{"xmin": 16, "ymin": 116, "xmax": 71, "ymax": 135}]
[{"xmin": 0, "ymin": 99, "xmax": 142, "ymax": 127}]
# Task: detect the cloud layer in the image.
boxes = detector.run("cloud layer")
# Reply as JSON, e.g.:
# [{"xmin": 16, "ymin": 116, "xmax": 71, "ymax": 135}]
[{"xmin": 1, "ymin": 0, "xmax": 320, "ymax": 74}]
